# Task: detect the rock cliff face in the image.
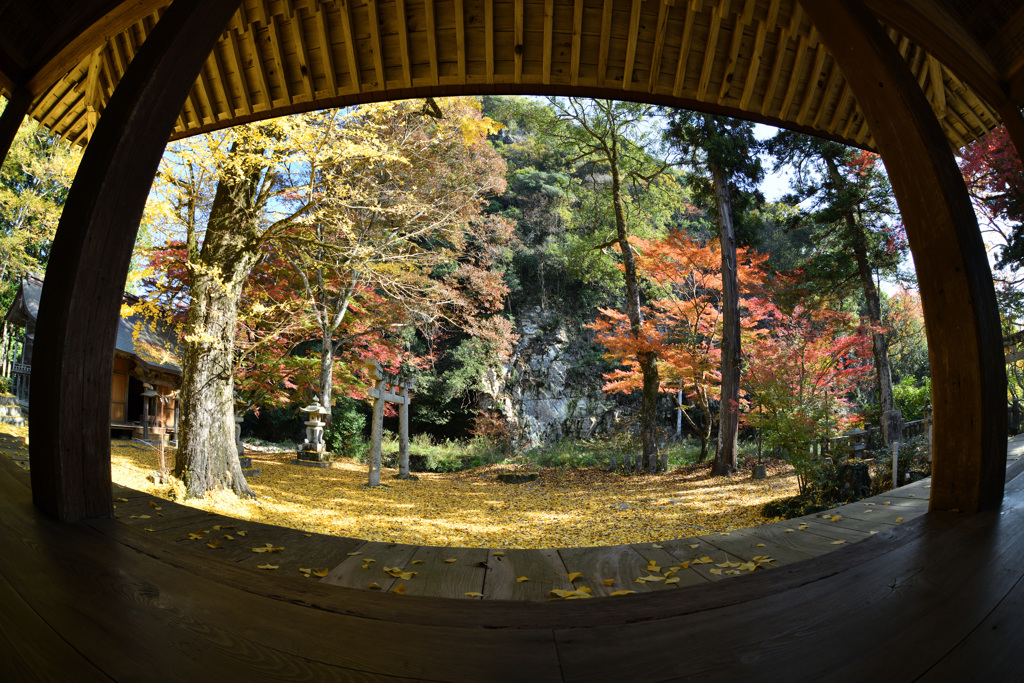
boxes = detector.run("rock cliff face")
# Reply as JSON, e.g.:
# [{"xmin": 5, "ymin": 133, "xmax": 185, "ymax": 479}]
[{"xmin": 480, "ymin": 307, "xmax": 625, "ymax": 446}]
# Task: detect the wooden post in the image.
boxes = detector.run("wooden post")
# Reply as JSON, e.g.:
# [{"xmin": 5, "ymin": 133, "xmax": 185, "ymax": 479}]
[
  {"xmin": 802, "ymin": 0, "xmax": 1006, "ymax": 512},
  {"xmin": 0, "ymin": 87, "xmax": 31, "ymax": 171},
  {"xmin": 398, "ymin": 384, "xmax": 410, "ymax": 477},
  {"xmin": 28, "ymin": 0, "xmax": 242, "ymax": 521}
]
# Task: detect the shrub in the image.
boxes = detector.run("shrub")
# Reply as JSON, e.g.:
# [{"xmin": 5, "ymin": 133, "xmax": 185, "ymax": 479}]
[
  {"xmin": 870, "ymin": 436, "xmax": 931, "ymax": 493},
  {"xmin": 324, "ymin": 397, "xmax": 366, "ymax": 456}
]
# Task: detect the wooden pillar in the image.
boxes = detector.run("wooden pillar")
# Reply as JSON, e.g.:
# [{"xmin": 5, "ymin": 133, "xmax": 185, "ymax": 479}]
[
  {"xmin": 0, "ymin": 87, "xmax": 31, "ymax": 170},
  {"xmin": 28, "ymin": 0, "xmax": 242, "ymax": 522},
  {"xmin": 801, "ymin": 0, "xmax": 1006, "ymax": 512},
  {"xmin": 398, "ymin": 385, "xmax": 410, "ymax": 477},
  {"xmin": 368, "ymin": 378, "xmax": 385, "ymax": 487}
]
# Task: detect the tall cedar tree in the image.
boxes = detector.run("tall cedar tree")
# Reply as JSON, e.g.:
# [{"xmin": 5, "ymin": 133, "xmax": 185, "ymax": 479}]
[
  {"xmin": 767, "ymin": 132, "xmax": 905, "ymax": 444},
  {"xmin": 542, "ymin": 98, "xmax": 672, "ymax": 471},
  {"xmin": 663, "ymin": 112, "xmax": 763, "ymax": 476}
]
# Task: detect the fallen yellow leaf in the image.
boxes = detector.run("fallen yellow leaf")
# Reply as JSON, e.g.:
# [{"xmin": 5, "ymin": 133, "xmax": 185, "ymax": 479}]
[
  {"xmin": 665, "ymin": 577, "xmax": 680, "ymax": 584},
  {"xmin": 830, "ymin": 539, "xmax": 846, "ymax": 545},
  {"xmin": 709, "ymin": 568, "xmax": 722, "ymax": 575},
  {"xmin": 411, "ymin": 560, "xmax": 424, "ymax": 565},
  {"xmin": 299, "ymin": 567, "xmax": 312, "ymax": 574},
  {"xmin": 517, "ymin": 576, "xmax": 530, "ymax": 583},
  {"xmin": 567, "ymin": 572, "xmax": 583, "ymax": 582},
  {"xmin": 602, "ymin": 579, "xmax": 615, "ymax": 586},
  {"xmin": 313, "ymin": 568, "xmax": 329, "ymax": 577},
  {"xmin": 610, "ymin": 590, "xmax": 637, "ymax": 596},
  {"xmin": 444, "ymin": 558, "xmax": 457, "ymax": 563},
  {"xmin": 831, "ymin": 515, "xmax": 843, "ymax": 522},
  {"xmin": 756, "ymin": 543, "xmax": 766, "ymax": 547},
  {"xmin": 464, "ymin": 592, "xmax": 484, "ymax": 598},
  {"xmin": 368, "ymin": 582, "xmax": 382, "ymax": 590},
  {"xmin": 347, "ymin": 551, "xmax": 362, "ymax": 556},
  {"xmin": 492, "ymin": 551, "xmax": 505, "ymax": 557},
  {"xmin": 652, "ymin": 543, "xmax": 663, "ymax": 549},
  {"xmin": 257, "ymin": 563, "xmax": 278, "ymax": 570},
  {"xmin": 206, "ymin": 540, "xmax": 221, "ymax": 549},
  {"xmin": 114, "ymin": 497, "xmax": 128, "ymax": 503},
  {"xmin": 393, "ymin": 583, "xmax": 406, "ymax": 595},
  {"xmin": 894, "ymin": 518, "xmax": 904, "ymax": 523}
]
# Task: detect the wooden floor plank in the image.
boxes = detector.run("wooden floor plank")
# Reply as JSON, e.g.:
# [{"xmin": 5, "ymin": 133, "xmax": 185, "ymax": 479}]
[
  {"xmin": 398, "ymin": 545, "xmax": 489, "ymax": 599},
  {"xmin": 640, "ymin": 538, "xmax": 745, "ymax": 583},
  {"xmin": 319, "ymin": 540, "xmax": 420, "ymax": 592},
  {"xmin": 0, "ymin": 571, "xmax": 111, "ymax": 682},
  {"xmin": 557, "ymin": 544, "xmax": 685, "ymax": 596},
  {"xmin": 483, "ymin": 548, "xmax": 572, "ymax": 601},
  {"xmin": 696, "ymin": 526, "xmax": 813, "ymax": 567}
]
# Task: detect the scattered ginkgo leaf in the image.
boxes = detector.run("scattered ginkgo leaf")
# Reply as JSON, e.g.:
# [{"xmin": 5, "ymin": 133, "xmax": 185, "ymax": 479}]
[
  {"xmin": 187, "ymin": 531, "xmax": 205, "ymax": 540},
  {"xmin": 299, "ymin": 567, "xmax": 312, "ymax": 574},
  {"xmin": 567, "ymin": 572, "xmax": 583, "ymax": 582},
  {"xmin": 664, "ymin": 577, "xmax": 680, "ymax": 584},
  {"xmin": 114, "ymin": 497, "xmax": 128, "ymax": 503},
  {"xmin": 313, "ymin": 568, "xmax": 330, "ymax": 577},
  {"xmin": 652, "ymin": 543, "xmax": 663, "ymax": 549},
  {"xmin": 206, "ymin": 540, "xmax": 221, "ymax": 549},
  {"xmin": 411, "ymin": 560, "xmax": 424, "ymax": 565},
  {"xmin": 699, "ymin": 556, "xmax": 713, "ymax": 563},
  {"xmin": 609, "ymin": 590, "xmax": 636, "ymax": 596},
  {"xmin": 304, "ymin": 533, "xmax": 312, "ymax": 537},
  {"xmin": 143, "ymin": 527, "xmax": 155, "ymax": 532},
  {"xmin": 347, "ymin": 551, "xmax": 362, "ymax": 556},
  {"xmin": 756, "ymin": 543, "xmax": 766, "ymax": 548},
  {"xmin": 864, "ymin": 509, "xmax": 874, "ymax": 513},
  {"xmin": 709, "ymin": 568, "xmax": 722, "ymax": 575},
  {"xmin": 393, "ymin": 583, "xmax": 406, "ymax": 595},
  {"xmin": 517, "ymin": 576, "xmax": 530, "ymax": 583},
  {"xmin": 688, "ymin": 544, "xmax": 699, "ymax": 549},
  {"xmin": 831, "ymin": 539, "xmax": 846, "ymax": 545},
  {"xmin": 223, "ymin": 534, "xmax": 234, "ymax": 540},
  {"xmin": 492, "ymin": 551, "xmax": 505, "ymax": 557},
  {"xmin": 784, "ymin": 529, "xmax": 794, "ymax": 533},
  {"xmin": 149, "ymin": 501, "xmax": 159, "ymax": 508},
  {"xmin": 831, "ymin": 515, "xmax": 843, "ymax": 522},
  {"xmin": 720, "ymin": 532, "xmax": 730, "ymax": 536},
  {"xmin": 138, "ymin": 514, "xmax": 151, "ymax": 519},
  {"xmin": 464, "ymin": 592, "xmax": 484, "ymax": 598},
  {"xmin": 602, "ymin": 578, "xmax": 615, "ymax": 586},
  {"xmin": 257, "ymin": 563, "xmax": 279, "ymax": 570},
  {"xmin": 894, "ymin": 517, "xmax": 904, "ymax": 523},
  {"xmin": 368, "ymin": 582, "xmax": 382, "ymax": 590},
  {"xmin": 444, "ymin": 558, "xmax": 457, "ymax": 563},
  {"xmin": 883, "ymin": 501, "xmax": 891, "ymax": 506},
  {"xmin": 237, "ymin": 530, "xmax": 246, "ymax": 536}
]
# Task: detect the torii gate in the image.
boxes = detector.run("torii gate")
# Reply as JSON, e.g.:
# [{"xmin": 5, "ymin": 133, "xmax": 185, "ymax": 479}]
[{"xmin": 367, "ymin": 360, "xmax": 416, "ymax": 487}]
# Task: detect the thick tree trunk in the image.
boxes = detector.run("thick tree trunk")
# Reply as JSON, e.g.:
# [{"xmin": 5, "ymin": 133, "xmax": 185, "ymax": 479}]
[
  {"xmin": 851, "ymin": 227, "xmax": 896, "ymax": 443},
  {"xmin": 175, "ymin": 159, "xmax": 261, "ymax": 499},
  {"xmin": 610, "ymin": 149, "xmax": 659, "ymax": 470},
  {"xmin": 712, "ymin": 163, "xmax": 740, "ymax": 476}
]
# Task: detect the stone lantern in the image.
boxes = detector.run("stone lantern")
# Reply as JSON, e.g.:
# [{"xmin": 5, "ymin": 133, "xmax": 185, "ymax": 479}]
[
  {"xmin": 922, "ymin": 402, "xmax": 933, "ymax": 461},
  {"xmin": 296, "ymin": 396, "xmax": 331, "ymax": 462}
]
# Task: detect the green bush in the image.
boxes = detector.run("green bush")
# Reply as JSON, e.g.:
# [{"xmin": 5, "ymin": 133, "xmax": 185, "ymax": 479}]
[
  {"xmin": 893, "ymin": 377, "xmax": 931, "ymax": 421},
  {"xmin": 869, "ymin": 436, "xmax": 931, "ymax": 493},
  {"xmin": 324, "ymin": 397, "xmax": 366, "ymax": 456}
]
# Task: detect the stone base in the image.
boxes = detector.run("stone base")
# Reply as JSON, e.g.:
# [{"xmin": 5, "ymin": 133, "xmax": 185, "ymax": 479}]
[
  {"xmin": 393, "ymin": 472, "xmax": 419, "ymax": 481},
  {"xmin": 752, "ymin": 464, "xmax": 767, "ymax": 480},
  {"xmin": 238, "ymin": 456, "xmax": 252, "ymax": 469},
  {"xmin": 496, "ymin": 472, "xmax": 539, "ymax": 484},
  {"xmin": 242, "ymin": 468, "xmax": 261, "ymax": 478},
  {"xmin": 296, "ymin": 450, "xmax": 330, "ymax": 463},
  {"xmin": 290, "ymin": 458, "xmax": 331, "ymax": 468}
]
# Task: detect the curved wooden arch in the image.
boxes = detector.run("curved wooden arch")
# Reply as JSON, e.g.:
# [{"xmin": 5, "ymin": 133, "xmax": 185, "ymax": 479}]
[{"xmin": 0, "ymin": 0, "xmax": 1014, "ymax": 676}]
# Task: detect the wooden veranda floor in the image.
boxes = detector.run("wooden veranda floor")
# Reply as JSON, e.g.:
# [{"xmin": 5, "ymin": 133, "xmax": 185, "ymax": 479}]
[{"xmin": 2, "ymin": 438, "xmax": 1023, "ymax": 681}]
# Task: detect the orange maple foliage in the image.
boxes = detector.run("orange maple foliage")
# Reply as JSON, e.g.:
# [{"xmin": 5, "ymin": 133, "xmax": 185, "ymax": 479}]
[{"xmin": 588, "ymin": 232, "xmax": 770, "ymax": 459}]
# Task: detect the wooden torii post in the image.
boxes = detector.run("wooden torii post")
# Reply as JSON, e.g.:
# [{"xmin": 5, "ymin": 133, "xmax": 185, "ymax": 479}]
[{"xmin": 367, "ymin": 361, "xmax": 416, "ymax": 486}]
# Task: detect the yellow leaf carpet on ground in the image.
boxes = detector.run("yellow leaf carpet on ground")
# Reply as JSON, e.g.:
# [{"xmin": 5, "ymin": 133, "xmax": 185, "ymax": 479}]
[{"xmin": 109, "ymin": 441, "xmax": 798, "ymax": 549}]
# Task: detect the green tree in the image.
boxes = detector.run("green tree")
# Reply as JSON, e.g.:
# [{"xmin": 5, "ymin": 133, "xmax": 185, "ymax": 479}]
[
  {"xmin": 767, "ymin": 132, "xmax": 906, "ymax": 444},
  {"xmin": 663, "ymin": 111, "xmax": 764, "ymax": 476},
  {"xmin": 540, "ymin": 98, "xmax": 675, "ymax": 471}
]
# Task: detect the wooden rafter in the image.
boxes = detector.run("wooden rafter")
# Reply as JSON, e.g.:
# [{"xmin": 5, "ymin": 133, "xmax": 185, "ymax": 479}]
[
  {"xmin": 928, "ymin": 55, "xmax": 946, "ymax": 119},
  {"xmin": 513, "ymin": 0, "xmax": 523, "ymax": 81},
  {"xmin": 672, "ymin": 0, "xmax": 698, "ymax": 97},
  {"xmin": 455, "ymin": 0, "xmax": 467, "ymax": 80},
  {"xmin": 267, "ymin": 15, "xmax": 293, "ymax": 105},
  {"xmin": 207, "ymin": 45, "xmax": 234, "ymax": 119},
  {"xmin": 811, "ymin": 59, "xmax": 840, "ymax": 129},
  {"xmin": 778, "ymin": 33, "xmax": 809, "ymax": 120},
  {"xmin": 696, "ymin": 0, "xmax": 727, "ymax": 101},
  {"xmin": 542, "ymin": 0, "xmax": 552, "ymax": 84},
  {"xmin": 738, "ymin": 15, "xmax": 767, "ymax": 110},
  {"xmin": 718, "ymin": 2, "xmax": 748, "ymax": 104},
  {"xmin": 486, "ymin": 0, "xmax": 495, "ymax": 84},
  {"xmin": 795, "ymin": 43, "xmax": 827, "ymax": 126},
  {"xmin": 622, "ymin": 0, "xmax": 645, "ymax": 90},
  {"xmin": 313, "ymin": 7, "xmax": 338, "ymax": 96},
  {"xmin": 649, "ymin": 0, "xmax": 675, "ymax": 94},
  {"xmin": 571, "ymin": 0, "xmax": 584, "ymax": 87},
  {"xmin": 367, "ymin": 0, "xmax": 386, "ymax": 88},
  {"xmin": 289, "ymin": 5, "xmax": 318, "ymax": 100},
  {"xmin": 226, "ymin": 28, "xmax": 255, "ymax": 114},
  {"xmin": 424, "ymin": 0, "xmax": 438, "ymax": 84},
  {"xmin": 246, "ymin": 27, "xmax": 273, "ymax": 109},
  {"xmin": 338, "ymin": 0, "xmax": 362, "ymax": 92},
  {"xmin": 83, "ymin": 48, "xmax": 102, "ymax": 142},
  {"xmin": 597, "ymin": 0, "xmax": 613, "ymax": 87}
]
